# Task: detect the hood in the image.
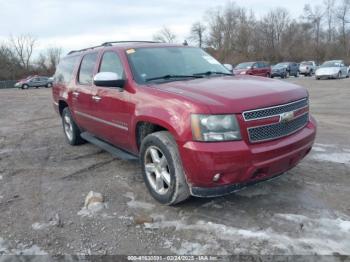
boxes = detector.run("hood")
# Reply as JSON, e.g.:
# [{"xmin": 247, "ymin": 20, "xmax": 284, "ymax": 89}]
[
  {"xmin": 316, "ymin": 67, "xmax": 339, "ymax": 75},
  {"xmin": 152, "ymin": 76, "xmax": 308, "ymax": 114}
]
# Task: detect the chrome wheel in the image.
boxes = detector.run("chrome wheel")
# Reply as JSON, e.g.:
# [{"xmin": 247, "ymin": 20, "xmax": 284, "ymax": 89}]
[
  {"xmin": 63, "ymin": 114, "xmax": 73, "ymax": 141},
  {"xmin": 144, "ymin": 146, "xmax": 171, "ymax": 195}
]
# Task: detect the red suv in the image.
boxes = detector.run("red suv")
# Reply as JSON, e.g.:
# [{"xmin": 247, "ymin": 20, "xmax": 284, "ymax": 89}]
[
  {"xmin": 233, "ymin": 61, "xmax": 271, "ymax": 77},
  {"xmin": 52, "ymin": 41, "xmax": 316, "ymax": 205}
]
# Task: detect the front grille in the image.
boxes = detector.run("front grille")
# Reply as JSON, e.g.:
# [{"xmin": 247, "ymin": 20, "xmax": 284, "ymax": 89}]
[
  {"xmin": 248, "ymin": 113, "xmax": 309, "ymax": 143},
  {"xmin": 243, "ymin": 98, "xmax": 308, "ymax": 121}
]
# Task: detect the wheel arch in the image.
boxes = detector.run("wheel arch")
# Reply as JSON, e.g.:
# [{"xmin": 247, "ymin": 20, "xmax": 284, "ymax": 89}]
[
  {"xmin": 58, "ymin": 100, "xmax": 69, "ymax": 116},
  {"xmin": 134, "ymin": 117, "xmax": 179, "ymax": 151}
]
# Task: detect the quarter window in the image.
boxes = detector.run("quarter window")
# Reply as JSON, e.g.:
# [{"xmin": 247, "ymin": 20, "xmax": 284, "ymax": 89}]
[
  {"xmin": 78, "ymin": 53, "xmax": 98, "ymax": 85},
  {"xmin": 55, "ymin": 56, "xmax": 79, "ymax": 84},
  {"xmin": 99, "ymin": 51, "xmax": 124, "ymax": 78}
]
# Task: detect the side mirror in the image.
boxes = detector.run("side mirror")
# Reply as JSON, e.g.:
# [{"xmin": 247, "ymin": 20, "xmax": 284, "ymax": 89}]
[
  {"xmin": 93, "ymin": 72, "xmax": 125, "ymax": 88},
  {"xmin": 223, "ymin": 64, "xmax": 233, "ymax": 72}
]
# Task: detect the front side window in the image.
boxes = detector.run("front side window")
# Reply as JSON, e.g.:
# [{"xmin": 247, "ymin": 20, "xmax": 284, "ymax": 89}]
[
  {"xmin": 78, "ymin": 53, "xmax": 98, "ymax": 85},
  {"xmin": 127, "ymin": 47, "xmax": 229, "ymax": 84},
  {"xmin": 99, "ymin": 51, "xmax": 124, "ymax": 78}
]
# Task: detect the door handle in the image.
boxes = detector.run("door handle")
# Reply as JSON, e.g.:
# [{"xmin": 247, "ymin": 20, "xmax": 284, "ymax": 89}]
[
  {"xmin": 72, "ymin": 91, "xmax": 80, "ymax": 97},
  {"xmin": 92, "ymin": 95, "xmax": 101, "ymax": 102}
]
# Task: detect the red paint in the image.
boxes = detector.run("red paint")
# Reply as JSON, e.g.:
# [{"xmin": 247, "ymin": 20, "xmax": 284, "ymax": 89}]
[
  {"xmin": 233, "ymin": 61, "xmax": 271, "ymax": 77},
  {"xmin": 52, "ymin": 43, "xmax": 316, "ymax": 189}
]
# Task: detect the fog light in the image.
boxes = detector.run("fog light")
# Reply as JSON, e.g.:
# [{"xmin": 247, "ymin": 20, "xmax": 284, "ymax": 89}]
[{"xmin": 213, "ymin": 173, "xmax": 221, "ymax": 182}]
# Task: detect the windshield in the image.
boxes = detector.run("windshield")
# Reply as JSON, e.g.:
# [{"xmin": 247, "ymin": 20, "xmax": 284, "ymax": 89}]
[
  {"xmin": 235, "ymin": 62, "xmax": 254, "ymax": 69},
  {"xmin": 127, "ymin": 47, "xmax": 230, "ymax": 84},
  {"xmin": 273, "ymin": 63, "xmax": 288, "ymax": 68},
  {"xmin": 320, "ymin": 61, "xmax": 341, "ymax": 68},
  {"xmin": 301, "ymin": 62, "xmax": 312, "ymax": 66}
]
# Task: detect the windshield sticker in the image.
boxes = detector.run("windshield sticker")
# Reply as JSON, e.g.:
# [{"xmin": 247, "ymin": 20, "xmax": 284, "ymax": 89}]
[
  {"xmin": 126, "ymin": 49, "xmax": 136, "ymax": 54},
  {"xmin": 202, "ymin": 56, "xmax": 220, "ymax": 65}
]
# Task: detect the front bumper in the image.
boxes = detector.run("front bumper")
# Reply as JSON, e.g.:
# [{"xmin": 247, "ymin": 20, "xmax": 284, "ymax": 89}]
[
  {"xmin": 271, "ymin": 71, "xmax": 284, "ymax": 77},
  {"xmin": 179, "ymin": 117, "xmax": 317, "ymax": 197}
]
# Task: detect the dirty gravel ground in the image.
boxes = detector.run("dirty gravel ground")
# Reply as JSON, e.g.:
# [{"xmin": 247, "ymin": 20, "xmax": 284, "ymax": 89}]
[{"xmin": 0, "ymin": 77, "xmax": 349, "ymax": 258}]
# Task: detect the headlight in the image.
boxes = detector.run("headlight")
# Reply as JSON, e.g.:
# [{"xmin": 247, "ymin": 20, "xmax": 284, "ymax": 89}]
[{"xmin": 191, "ymin": 114, "xmax": 241, "ymax": 142}]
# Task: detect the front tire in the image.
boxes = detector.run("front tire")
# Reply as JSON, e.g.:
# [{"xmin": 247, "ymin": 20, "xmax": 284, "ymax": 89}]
[
  {"xmin": 22, "ymin": 84, "xmax": 29, "ymax": 89},
  {"xmin": 46, "ymin": 83, "xmax": 52, "ymax": 88},
  {"xmin": 140, "ymin": 131, "xmax": 190, "ymax": 205},
  {"xmin": 337, "ymin": 72, "xmax": 342, "ymax": 79},
  {"xmin": 61, "ymin": 107, "xmax": 85, "ymax": 145}
]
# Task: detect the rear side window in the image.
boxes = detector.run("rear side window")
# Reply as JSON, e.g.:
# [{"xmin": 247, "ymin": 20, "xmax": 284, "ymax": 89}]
[
  {"xmin": 99, "ymin": 51, "xmax": 124, "ymax": 78},
  {"xmin": 55, "ymin": 56, "xmax": 79, "ymax": 84},
  {"xmin": 78, "ymin": 53, "xmax": 98, "ymax": 85}
]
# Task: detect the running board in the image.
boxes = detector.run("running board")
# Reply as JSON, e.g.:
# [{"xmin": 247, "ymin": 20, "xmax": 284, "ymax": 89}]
[{"xmin": 81, "ymin": 132, "xmax": 138, "ymax": 161}]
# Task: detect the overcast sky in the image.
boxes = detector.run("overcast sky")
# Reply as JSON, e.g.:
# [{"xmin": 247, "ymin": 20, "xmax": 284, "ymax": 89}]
[{"xmin": 0, "ymin": 0, "xmax": 311, "ymax": 55}]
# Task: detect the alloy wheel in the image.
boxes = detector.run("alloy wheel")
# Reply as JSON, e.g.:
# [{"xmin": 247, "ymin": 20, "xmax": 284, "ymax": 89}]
[
  {"xmin": 144, "ymin": 146, "xmax": 171, "ymax": 195},
  {"xmin": 63, "ymin": 114, "xmax": 73, "ymax": 141}
]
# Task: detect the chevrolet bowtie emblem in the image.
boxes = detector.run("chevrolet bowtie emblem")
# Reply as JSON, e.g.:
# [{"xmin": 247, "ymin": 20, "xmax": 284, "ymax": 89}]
[{"xmin": 280, "ymin": 111, "xmax": 295, "ymax": 123}]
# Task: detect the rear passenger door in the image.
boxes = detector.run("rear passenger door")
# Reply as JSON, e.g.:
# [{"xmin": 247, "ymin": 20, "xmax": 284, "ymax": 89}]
[
  {"xmin": 71, "ymin": 52, "xmax": 99, "ymax": 134},
  {"xmin": 90, "ymin": 51, "xmax": 130, "ymax": 150}
]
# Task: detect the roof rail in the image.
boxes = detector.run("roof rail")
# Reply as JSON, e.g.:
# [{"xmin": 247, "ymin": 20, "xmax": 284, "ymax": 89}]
[
  {"xmin": 67, "ymin": 41, "xmax": 161, "ymax": 55},
  {"xmin": 101, "ymin": 40, "xmax": 161, "ymax": 46},
  {"xmin": 67, "ymin": 44, "xmax": 103, "ymax": 55}
]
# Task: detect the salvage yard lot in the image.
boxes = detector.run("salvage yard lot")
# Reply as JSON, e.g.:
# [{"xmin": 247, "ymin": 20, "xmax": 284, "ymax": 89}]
[{"xmin": 0, "ymin": 77, "xmax": 349, "ymax": 256}]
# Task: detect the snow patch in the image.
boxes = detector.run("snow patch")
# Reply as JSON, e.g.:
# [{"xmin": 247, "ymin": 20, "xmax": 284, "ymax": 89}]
[
  {"xmin": 0, "ymin": 175, "xmax": 3, "ymax": 180},
  {"xmin": 125, "ymin": 192, "xmax": 155, "ymax": 210},
  {"xmin": 77, "ymin": 203, "xmax": 108, "ymax": 217},
  {"xmin": 312, "ymin": 146, "xmax": 327, "ymax": 152},
  {"xmin": 311, "ymin": 152, "xmax": 350, "ymax": 164},
  {"xmin": 144, "ymin": 213, "xmax": 350, "ymax": 255}
]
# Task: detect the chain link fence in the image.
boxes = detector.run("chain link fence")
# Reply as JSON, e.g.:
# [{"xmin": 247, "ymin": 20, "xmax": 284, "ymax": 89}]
[{"xmin": 0, "ymin": 80, "xmax": 17, "ymax": 89}]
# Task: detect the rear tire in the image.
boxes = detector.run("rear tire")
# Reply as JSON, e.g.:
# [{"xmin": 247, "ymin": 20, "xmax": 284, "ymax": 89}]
[
  {"xmin": 46, "ymin": 83, "xmax": 52, "ymax": 88},
  {"xmin": 266, "ymin": 73, "xmax": 270, "ymax": 78},
  {"xmin": 61, "ymin": 107, "xmax": 85, "ymax": 145},
  {"xmin": 140, "ymin": 131, "xmax": 190, "ymax": 205}
]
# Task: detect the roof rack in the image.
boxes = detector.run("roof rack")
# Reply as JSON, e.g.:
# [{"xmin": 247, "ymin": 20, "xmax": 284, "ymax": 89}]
[
  {"xmin": 67, "ymin": 41, "xmax": 161, "ymax": 55},
  {"xmin": 101, "ymin": 40, "xmax": 161, "ymax": 46}
]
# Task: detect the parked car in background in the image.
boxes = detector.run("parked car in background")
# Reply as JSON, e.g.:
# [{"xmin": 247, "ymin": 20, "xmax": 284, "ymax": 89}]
[
  {"xmin": 315, "ymin": 60, "xmax": 349, "ymax": 80},
  {"xmin": 52, "ymin": 41, "xmax": 316, "ymax": 205},
  {"xmin": 15, "ymin": 76, "xmax": 53, "ymax": 89},
  {"xmin": 233, "ymin": 61, "xmax": 271, "ymax": 77},
  {"xmin": 271, "ymin": 62, "xmax": 299, "ymax": 78},
  {"xmin": 299, "ymin": 61, "xmax": 317, "ymax": 76}
]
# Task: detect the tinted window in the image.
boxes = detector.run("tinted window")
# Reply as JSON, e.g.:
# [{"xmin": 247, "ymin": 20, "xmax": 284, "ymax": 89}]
[
  {"xmin": 127, "ymin": 47, "xmax": 229, "ymax": 84},
  {"xmin": 99, "ymin": 51, "xmax": 124, "ymax": 78},
  {"xmin": 78, "ymin": 53, "xmax": 98, "ymax": 85},
  {"xmin": 235, "ymin": 62, "xmax": 254, "ymax": 69},
  {"xmin": 258, "ymin": 62, "xmax": 265, "ymax": 68},
  {"xmin": 55, "ymin": 56, "xmax": 79, "ymax": 84}
]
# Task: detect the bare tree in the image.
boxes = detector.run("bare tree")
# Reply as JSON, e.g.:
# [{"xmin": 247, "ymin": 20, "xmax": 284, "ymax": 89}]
[
  {"xmin": 336, "ymin": 0, "xmax": 350, "ymax": 55},
  {"xmin": 303, "ymin": 4, "xmax": 325, "ymax": 61},
  {"xmin": 189, "ymin": 22, "xmax": 206, "ymax": 47},
  {"xmin": 47, "ymin": 47, "xmax": 62, "ymax": 74},
  {"xmin": 10, "ymin": 34, "xmax": 36, "ymax": 70},
  {"xmin": 153, "ymin": 27, "xmax": 177, "ymax": 43},
  {"xmin": 324, "ymin": 0, "xmax": 336, "ymax": 43}
]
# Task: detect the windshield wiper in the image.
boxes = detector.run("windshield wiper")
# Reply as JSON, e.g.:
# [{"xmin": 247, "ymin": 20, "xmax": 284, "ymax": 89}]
[
  {"xmin": 193, "ymin": 71, "xmax": 232, "ymax": 76},
  {"xmin": 145, "ymin": 74, "xmax": 203, "ymax": 82}
]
